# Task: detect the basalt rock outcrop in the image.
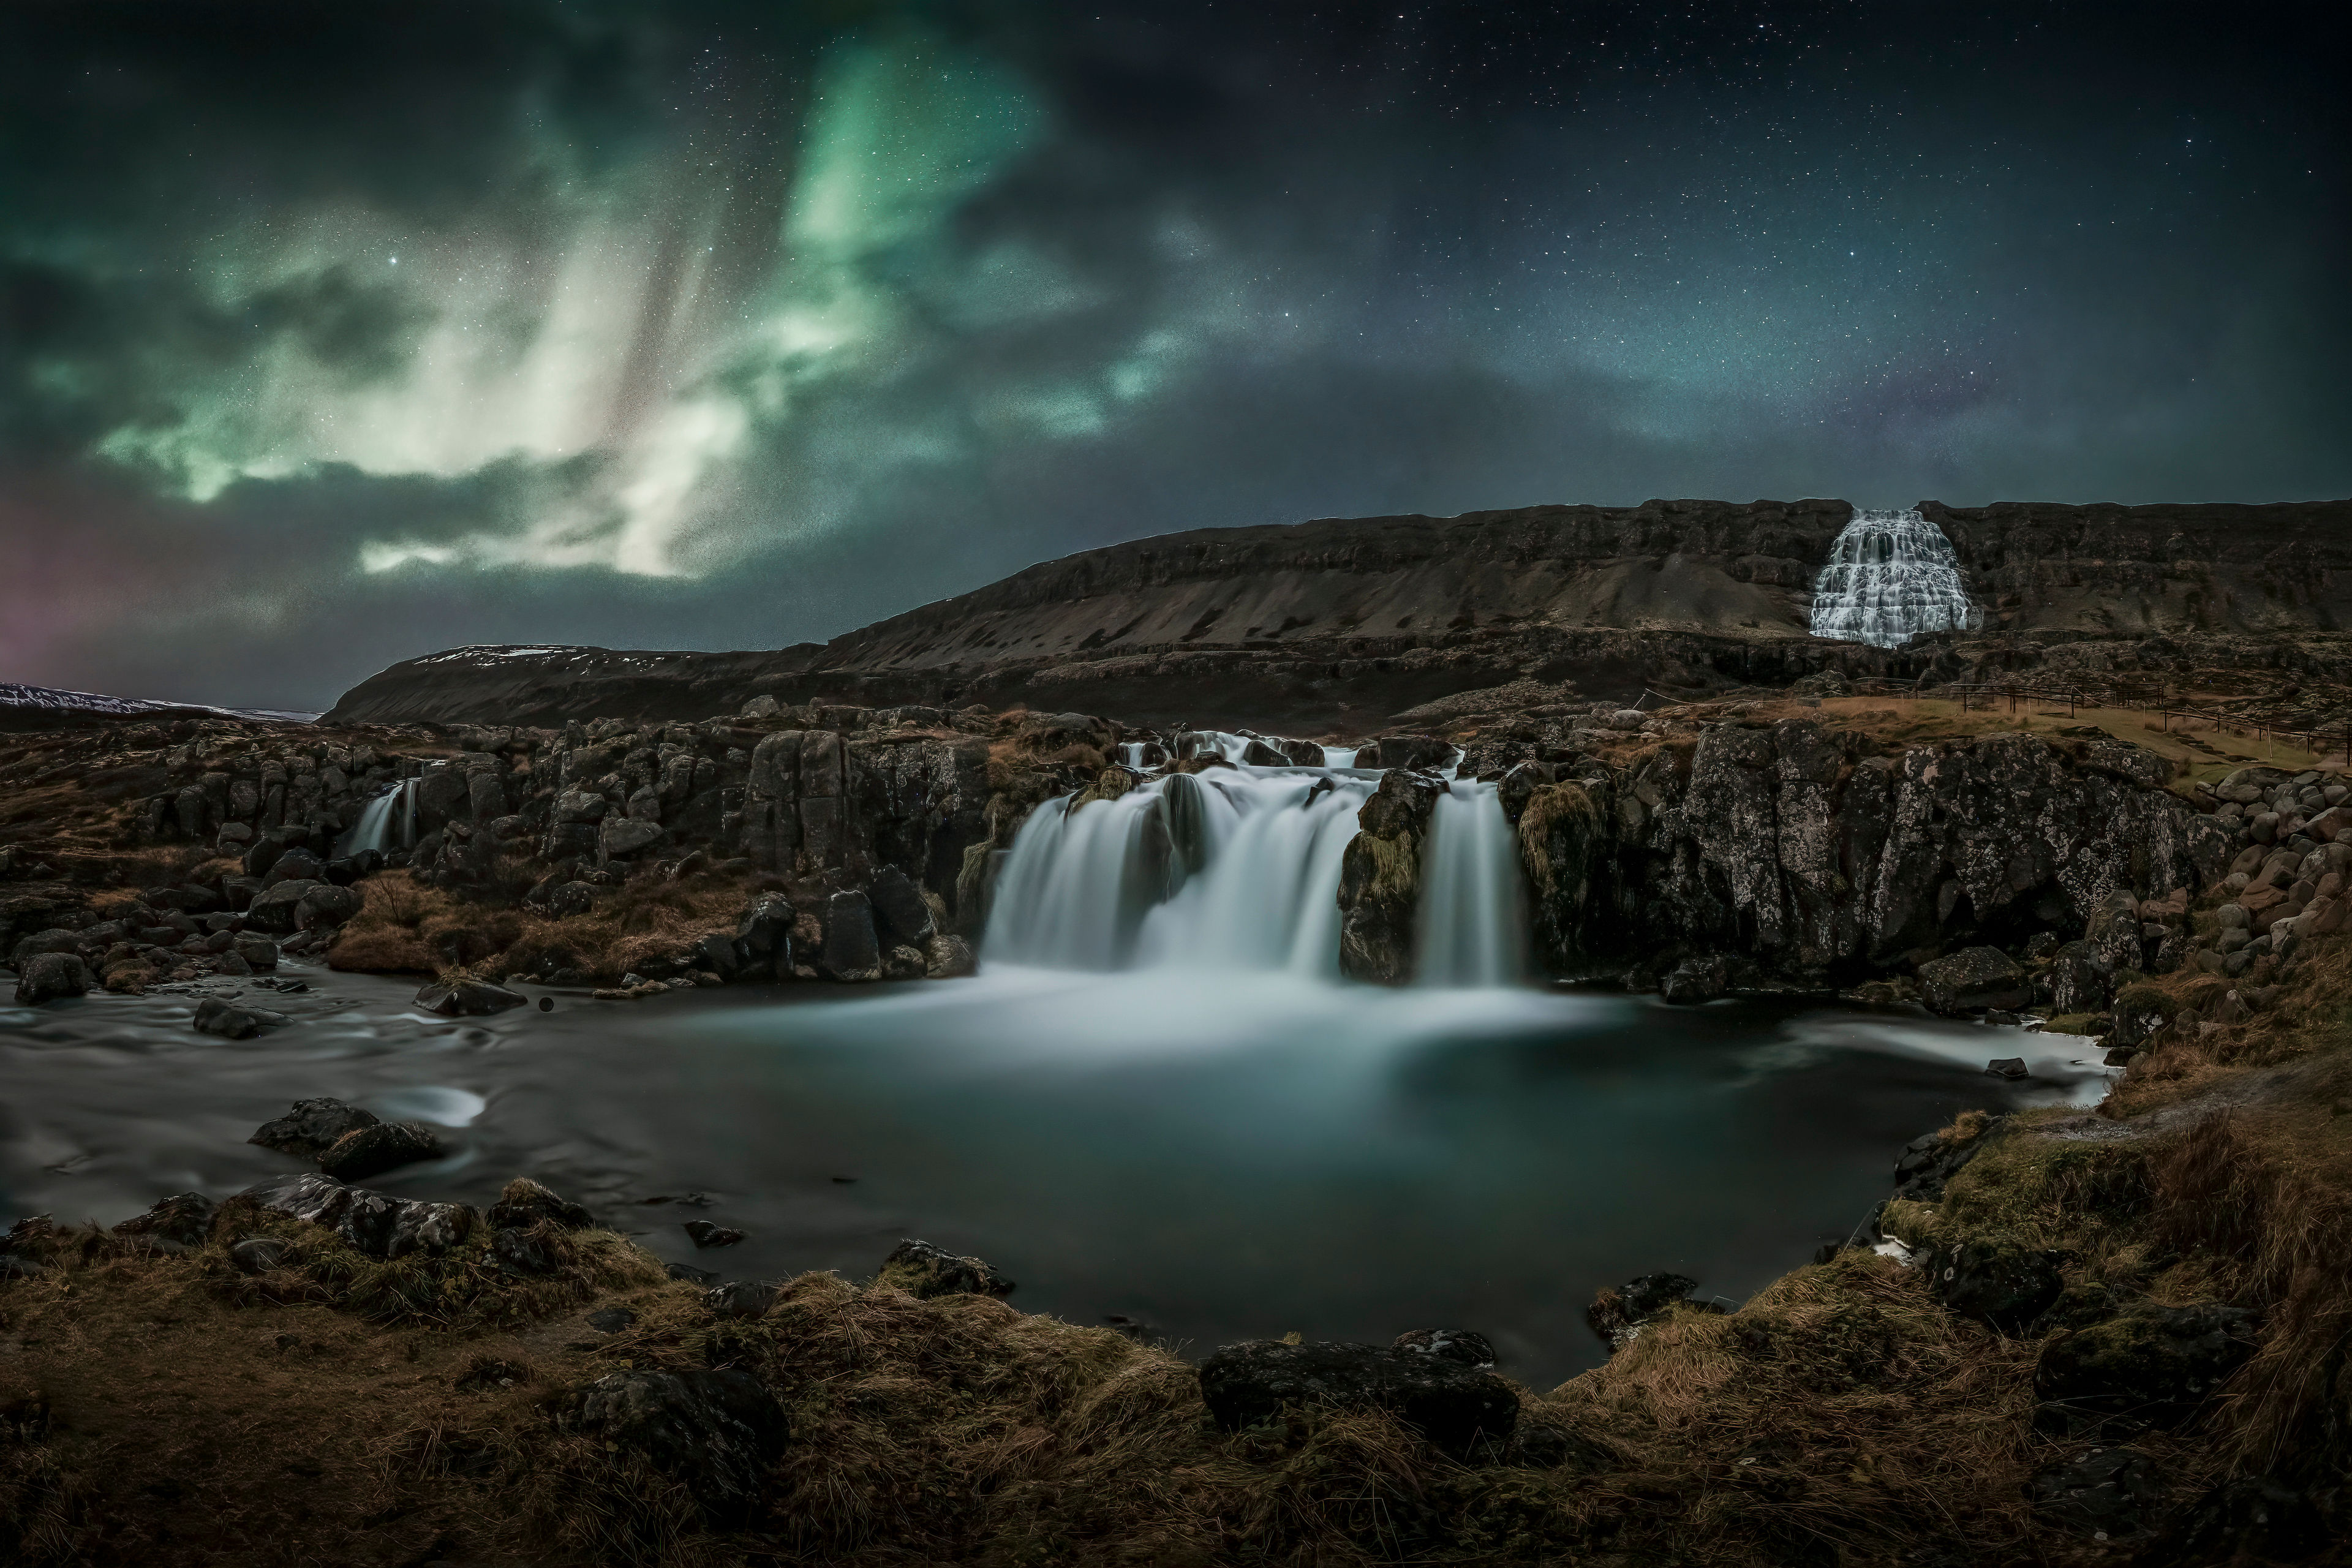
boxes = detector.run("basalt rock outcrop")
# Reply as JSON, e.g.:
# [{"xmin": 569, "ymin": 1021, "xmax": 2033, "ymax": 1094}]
[{"xmin": 323, "ymin": 497, "xmax": 2352, "ymax": 733}]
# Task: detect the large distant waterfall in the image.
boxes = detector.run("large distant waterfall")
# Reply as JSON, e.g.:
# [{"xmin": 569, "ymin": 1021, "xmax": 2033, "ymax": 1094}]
[
  {"xmin": 984, "ymin": 762, "xmax": 1527, "ymax": 985},
  {"xmin": 1808, "ymin": 508, "xmax": 1981, "ymax": 648}
]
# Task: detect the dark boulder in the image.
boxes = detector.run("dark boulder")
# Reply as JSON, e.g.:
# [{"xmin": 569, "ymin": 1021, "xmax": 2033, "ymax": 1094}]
[
  {"xmin": 2151, "ymin": 1475, "xmax": 2329, "ymax": 1565},
  {"xmin": 1587, "ymin": 1272, "xmax": 1719, "ymax": 1352},
  {"xmin": 10, "ymin": 927, "xmax": 86, "ymax": 970},
  {"xmin": 1336, "ymin": 769, "xmax": 1447, "ymax": 984},
  {"xmin": 1660, "ymin": 952, "xmax": 1732, "ymax": 1005},
  {"xmin": 193, "ymin": 996, "xmax": 278, "ymax": 1039},
  {"xmin": 1925, "ymin": 1237, "xmax": 2064, "ymax": 1332},
  {"xmin": 574, "ymin": 1368, "xmax": 790, "ymax": 1522},
  {"xmin": 879, "ymin": 1238, "xmax": 1014, "ymax": 1299},
  {"xmin": 734, "ymin": 894, "xmax": 795, "ymax": 979},
  {"xmin": 1199, "ymin": 1339, "xmax": 1518, "ymax": 1456},
  {"xmin": 113, "ymin": 1191, "xmax": 217, "ymax": 1247},
  {"xmin": 486, "ymin": 1175, "xmax": 595, "ymax": 1231},
  {"xmin": 413, "ymin": 978, "xmax": 528, "ymax": 1016},
  {"xmin": 249, "ymin": 1097, "xmax": 379, "ymax": 1159},
  {"xmin": 295, "ymin": 884, "xmax": 364, "ymax": 930},
  {"xmin": 12, "ymin": 951, "xmax": 92, "ymax": 1005},
  {"xmin": 1358, "ymin": 734, "xmax": 1455, "ymax": 771},
  {"xmin": 265, "ymin": 848, "xmax": 326, "ymax": 887},
  {"xmin": 683, "ymin": 1219, "xmax": 745, "ymax": 1249},
  {"xmin": 1917, "ymin": 946, "xmax": 2029, "ymax": 1015},
  {"xmin": 491, "ymin": 1226, "xmax": 559, "ymax": 1276},
  {"xmin": 317, "ymin": 1121, "xmax": 444, "ymax": 1182},
  {"xmin": 2034, "ymin": 1298, "xmax": 2258, "ymax": 1427},
  {"xmin": 821, "ymin": 889, "xmax": 881, "ymax": 982},
  {"xmin": 240, "ymin": 1171, "xmax": 471, "ymax": 1261},
  {"xmin": 1391, "ymin": 1328, "xmax": 1498, "ymax": 1368},
  {"xmin": 2028, "ymin": 1446, "xmax": 2164, "ymax": 1537},
  {"xmin": 868, "ymin": 864, "xmax": 935, "ymax": 946},
  {"xmin": 244, "ymin": 879, "xmax": 320, "ymax": 933}
]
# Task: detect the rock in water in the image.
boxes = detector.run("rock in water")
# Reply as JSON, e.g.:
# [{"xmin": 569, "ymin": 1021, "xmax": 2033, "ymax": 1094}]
[
  {"xmin": 1198, "ymin": 1339, "xmax": 1518, "ymax": 1456},
  {"xmin": 1917, "ymin": 946, "xmax": 2029, "ymax": 1015},
  {"xmin": 413, "ymin": 978, "xmax": 528, "ymax": 1016},
  {"xmin": 317, "ymin": 1121, "xmax": 443, "ymax": 1182},
  {"xmin": 249, "ymin": 1097, "xmax": 380, "ymax": 1159},
  {"xmin": 1586, "ymin": 1272, "xmax": 1719, "ymax": 1351},
  {"xmin": 821, "ymin": 889, "xmax": 881, "ymax": 981},
  {"xmin": 867, "ymin": 864, "xmax": 935, "ymax": 946},
  {"xmin": 1392, "ymin": 1328, "xmax": 1498, "ymax": 1367},
  {"xmin": 192, "ymin": 997, "xmax": 270, "ymax": 1039},
  {"xmin": 1985, "ymin": 1057, "xmax": 2029, "ymax": 1080},
  {"xmin": 12, "ymin": 951, "xmax": 92, "ymax": 1006},
  {"xmin": 879, "ymin": 1238, "xmax": 1015, "ymax": 1298},
  {"xmin": 575, "ymin": 1370, "xmax": 790, "ymax": 1521},
  {"xmin": 683, "ymin": 1219, "xmax": 745, "ymax": 1248}
]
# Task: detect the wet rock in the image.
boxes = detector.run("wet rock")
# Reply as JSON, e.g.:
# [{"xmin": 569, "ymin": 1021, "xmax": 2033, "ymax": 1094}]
[
  {"xmin": 1336, "ymin": 769, "xmax": 1447, "ymax": 984},
  {"xmin": 229, "ymin": 1235, "xmax": 292, "ymax": 1273},
  {"xmin": 1660, "ymin": 952, "xmax": 1732, "ymax": 1005},
  {"xmin": 733, "ymin": 893, "xmax": 795, "ymax": 979},
  {"xmin": 2047, "ymin": 940, "xmax": 2114, "ymax": 1014},
  {"xmin": 241, "ymin": 1171, "xmax": 354, "ymax": 1228},
  {"xmin": 2034, "ymin": 1298, "xmax": 2259, "ymax": 1427},
  {"xmin": 1586, "ymin": 1272, "xmax": 1719, "ymax": 1351},
  {"xmin": 683, "ymin": 1219, "xmax": 745, "ymax": 1248},
  {"xmin": 1199, "ymin": 1338, "xmax": 1518, "ymax": 1456},
  {"xmin": 413, "ymin": 977, "xmax": 528, "ymax": 1016},
  {"xmin": 1917, "ymin": 946, "xmax": 2028, "ymax": 1015},
  {"xmin": 574, "ymin": 1368, "xmax": 790, "ymax": 1521},
  {"xmin": 923, "ymin": 933, "xmax": 976, "ymax": 978},
  {"xmin": 249, "ymin": 1097, "xmax": 379, "ymax": 1159},
  {"xmin": 317, "ymin": 1121, "xmax": 444, "ymax": 1182},
  {"xmin": 232, "ymin": 933, "xmax": 280, "ymax": 970},
  {"xmin": 487, "ymin": 1175, "xmax": 595, "ymax": 1231},
  {"xmin": 1893, "ymin": 1116, "xmax": 2008, "ymax": 1201},
  {"xmin": 705, "ymin": 1280, "xmax": 781, "ymax": 1317},
  {"xmin": 295, "ymin": 884, "xmax": 363, "ymax": 930},
  {"xmin": 868, "ymin": 864, "xmax": 935, "ymax": 946},
  {"xmin": 2028, "ymin": 1446, "xmax": 2164, "ymax": 1537},
  {"xmin": 12, "ymin": 951, "xmax": 92, "ymax": 1005},
  {"xmin": 192, "ymin": 997, "xmax": 270, "ymax": 1039},
  {"xmin": 878, "ymin": 1238, "xmax": 1015, "ymax": 1299},
  {"xmin": 1925, "ymin": 1237, "xmax": 2064, "ymax": 1332},
  {"xmin": 820, "ymin": 889, "xmax": 881, "ymax": 982},
  {"xmin": 1985, "ymin": 1057, "xmax": 2029, "ymax": 1080},
  {"xmin": 113, "ymin": 1191, "xmax": 216, "ymax": 1247},
  {"xmin": 344, "ymin": 1193, "xmax": 475, "ymax": 1259},
  {"xmin": 1392, "ymin": 1328, "xmax": 1498, "ymax": 1368}
]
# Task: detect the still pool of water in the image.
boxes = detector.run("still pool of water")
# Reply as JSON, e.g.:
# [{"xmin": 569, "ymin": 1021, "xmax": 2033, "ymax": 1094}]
[{"xmin": 0, "ymin": 963, "xmax": 2110, "ymax": 1386}]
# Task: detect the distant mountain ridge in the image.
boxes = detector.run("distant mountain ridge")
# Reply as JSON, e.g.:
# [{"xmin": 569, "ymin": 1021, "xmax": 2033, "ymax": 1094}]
[
  {"xmin": 323, "ymin": 496, "xmax": 2352, "ymax": 730},
  {"xmin": 0, "ymin": 682, "xmax": 318, "ymax": 728}
]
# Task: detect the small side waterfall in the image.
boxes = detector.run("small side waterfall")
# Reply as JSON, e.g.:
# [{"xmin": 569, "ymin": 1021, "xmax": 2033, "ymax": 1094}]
[
  {"xmin": 984, "ymin": 761, "xmax": 1528, "ymax": 986},
  {"xmin": 334, "ymin": 777, "xmax": 419, "ymax": 860},
  {"xmin": 1415, "ymin": 780, "xmax": 1525, "ymax": 986},
  {"xmin": 1809, "ymin": 507, "xmax": 1981, "ymax": 648}
]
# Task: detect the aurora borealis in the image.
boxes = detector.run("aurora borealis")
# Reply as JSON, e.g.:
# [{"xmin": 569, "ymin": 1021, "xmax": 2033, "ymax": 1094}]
[{"xmin": 4, "ymin": 2, "xmax": 2347, "ymax": 709}]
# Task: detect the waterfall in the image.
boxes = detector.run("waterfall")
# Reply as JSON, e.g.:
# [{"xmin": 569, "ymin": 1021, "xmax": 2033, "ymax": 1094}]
[
  {"xmin": 1809, "ymin": 507, "xmax": 1981, "ymax": 649},
  {"xmin": 1414, "ymin": 780, "xmax": 1525, "ymax": 986},
  {"xmin": 984, "ymin": 761, "xmax": 1527, "ymax": 986},
  {"xmin": 334, "ymin": 777, "xmax": 419, "ymax": 860}
]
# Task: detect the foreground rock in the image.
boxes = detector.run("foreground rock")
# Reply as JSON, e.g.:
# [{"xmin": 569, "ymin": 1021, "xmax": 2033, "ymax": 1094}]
[
  {"xmin": 1586, "ymin": 1272, "xmax": 1718, "ymax": 1352},
  {"xmin": 877, "ymin": 1238, "xmax": 1015, "ymax": 1299},
  {"xmin": 573, "ymin": 1368, "xmax": 791, "ymax": 1522},
  {"xmin": 1199, "ymin": 1336, "xmax": 1519, "ymax": 1455},
  {"xmin": 249, "ymin": 1097, "xmax": 379, "ymax": 1158},
  {"xmin": 13, "ymin": 951, "xmax": 92, "ymax": 1005},
  {"xmin": 413, "ymin": 978, "xmax": 529, "ymax": 1016},
  {"xmin": 317, "ymin": 1121, "xmax": 444, "ymax": 1182},
  {"xmin": 241, "ymin": 1172, "xmax": 475, "ymax": 1260}
]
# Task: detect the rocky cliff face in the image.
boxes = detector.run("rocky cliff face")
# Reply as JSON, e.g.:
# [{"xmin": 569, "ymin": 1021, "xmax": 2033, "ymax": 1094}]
[
  {"xmin": 1337, "ymin": 717, "xmax": 2239, "ymax": 995},
  {"xmin": 323, "ymin": 497, "xmax": 2352, "ymax": 732}
]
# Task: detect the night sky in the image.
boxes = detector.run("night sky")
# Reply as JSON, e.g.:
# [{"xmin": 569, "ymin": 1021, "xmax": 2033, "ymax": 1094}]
[{"xmin": 4, "ymin": 2, "xmax": 2346, "ymax": 710}]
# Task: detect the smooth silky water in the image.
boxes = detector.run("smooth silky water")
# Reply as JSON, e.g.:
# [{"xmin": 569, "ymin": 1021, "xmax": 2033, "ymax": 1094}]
[{"xmin": 1, "ymin": 760, "xmax": 2111, "ymax": 1384}]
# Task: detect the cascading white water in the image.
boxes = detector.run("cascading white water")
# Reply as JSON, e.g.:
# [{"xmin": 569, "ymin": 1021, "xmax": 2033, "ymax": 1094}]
[
  {"xmin": 334, "ymin": 777, "xmax": 419, "ymax": 859},
  {"xmin": 1808, "ymin": 507, "xmax": 1981, "ymax": 649},
  {"xmin": 984, "ymin": 758, "xmax": 1528, "ymax": 985},
  {"xmin": 1414, "ymin": 780, "xmax": 1525, "ymax": 986}
]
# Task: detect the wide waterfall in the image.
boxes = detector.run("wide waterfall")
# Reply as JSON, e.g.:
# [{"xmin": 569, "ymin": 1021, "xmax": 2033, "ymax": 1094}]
[
  {"xmin": 1808, "ymin": 507, "xmax": 1981, "ymax": 648},
  {"xmin": 984, "ymin": 761, "xmax": 1525, "ymax": 984}
]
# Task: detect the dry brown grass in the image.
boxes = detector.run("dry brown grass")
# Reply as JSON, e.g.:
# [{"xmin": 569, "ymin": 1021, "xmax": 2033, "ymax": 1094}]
[{"xmin": 328, "ymin": 868, "xmax": 750, "ymax": 982}]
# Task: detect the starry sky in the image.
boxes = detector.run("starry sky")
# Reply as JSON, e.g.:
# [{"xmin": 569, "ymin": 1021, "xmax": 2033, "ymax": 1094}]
[{"xmin": 4, "ymin": 1, "xmax": 2346, "ymax": 710}]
